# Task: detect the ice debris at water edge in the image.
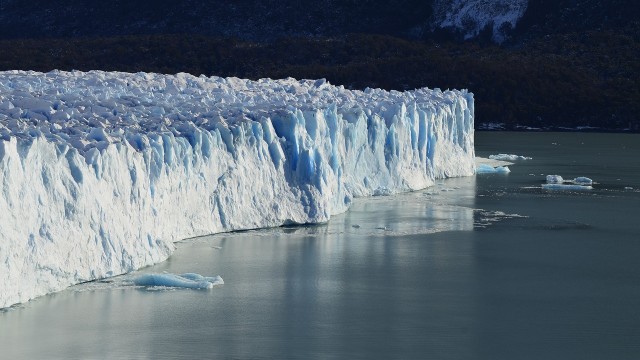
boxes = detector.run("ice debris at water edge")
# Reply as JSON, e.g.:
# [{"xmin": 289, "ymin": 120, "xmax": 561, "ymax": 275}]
[{"xmin": 0, "ymin": 70, "xmax": 475, "ymax": 308}]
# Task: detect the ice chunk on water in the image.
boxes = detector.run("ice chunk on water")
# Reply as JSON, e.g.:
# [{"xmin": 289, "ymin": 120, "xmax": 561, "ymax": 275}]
[
  {"xmin": 180, "ymin": 273, "xmax": 224, "ymax": 285},
  {"xmin": 547, "ymin": 175, "xmax": 593, "ymax": 186},
  {"xmin": 543, "ymin": 174, "xmax": 593, "ymax": 190},
  {"xmin": 546, "ymin": 175, "xmax": 564, "ymax": 183},
  {"xmin": 476, "ymin": 164, "xmax": 510, "ymax": 174},
  {"xmin": 489, "ymin": 154, "xmax": 532, "ymax": 161},
  {"xmin": 573, "ymin": 177, "xmax": 593, "ymax": 185},
  {"xmin": 133, "ymin": 273, "xmax": 224, "ymax": 289}
]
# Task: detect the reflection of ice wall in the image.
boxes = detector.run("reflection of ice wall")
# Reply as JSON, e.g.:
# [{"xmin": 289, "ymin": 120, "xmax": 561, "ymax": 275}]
[
  {"xmin": 432, "ymin": 0, "xmax": 528, "ymax": 42},
  {"xmin": 0, "ymin": 71, "xmax": 475, "ymax": 308}
]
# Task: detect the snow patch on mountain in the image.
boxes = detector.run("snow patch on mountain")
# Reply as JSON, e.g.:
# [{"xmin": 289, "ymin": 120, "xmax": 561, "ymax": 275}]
[{"xmin": 432, "ymin": 0, "xmax": 528, "ymax": 42}]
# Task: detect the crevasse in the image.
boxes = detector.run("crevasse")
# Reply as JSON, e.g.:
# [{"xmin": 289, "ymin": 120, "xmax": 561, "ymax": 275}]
[{"xmin": 0, "ymin": 70, "xmax": 475, "ymax": 308}]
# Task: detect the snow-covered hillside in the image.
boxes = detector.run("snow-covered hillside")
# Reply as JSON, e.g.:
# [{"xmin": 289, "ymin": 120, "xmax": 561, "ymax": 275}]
[
  {"xmin": 432, "ymin": 0, "xmax": 528, "ymax": 42},
  {"xmin": 0, "ymin": 71, "xmax": 475, "ymax": 308}
]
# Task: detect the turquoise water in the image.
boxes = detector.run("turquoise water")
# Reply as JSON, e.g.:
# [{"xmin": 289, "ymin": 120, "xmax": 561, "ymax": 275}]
[{"xmin": 1, "ymin": 132, "xmax": 639, "ymax": 359}]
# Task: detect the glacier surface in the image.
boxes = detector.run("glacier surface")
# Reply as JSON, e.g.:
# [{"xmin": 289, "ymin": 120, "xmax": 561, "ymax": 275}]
[{"xmin": 0, "ymin": 70, "xmax": 475, "ymax": 308}]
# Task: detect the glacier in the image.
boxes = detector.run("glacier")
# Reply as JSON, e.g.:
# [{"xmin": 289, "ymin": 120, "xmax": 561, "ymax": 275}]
[{"xmin": 0, "ymin": 70, "xmax": 475, "ymax": 308}]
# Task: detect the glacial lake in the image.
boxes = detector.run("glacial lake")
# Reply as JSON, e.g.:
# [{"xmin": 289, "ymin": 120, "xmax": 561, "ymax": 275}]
[{"xmin": 2, "ymin": 132, "xmax": 639, "ymax": 359}]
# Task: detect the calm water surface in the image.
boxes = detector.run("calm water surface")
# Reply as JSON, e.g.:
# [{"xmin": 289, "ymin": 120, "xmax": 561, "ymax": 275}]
[{"xmin": 2, "ymin": 132, "xmax": 639, "ymax": 359}]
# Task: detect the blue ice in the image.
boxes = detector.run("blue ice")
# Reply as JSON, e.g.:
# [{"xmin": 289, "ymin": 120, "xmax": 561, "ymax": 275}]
[
  {"xmin": 476, "ymin": 164, "xmax": 510, "ymax": 174},
  {"xmin": 133, "ymin": 273, "xmax": 224, "ymax": 289}
]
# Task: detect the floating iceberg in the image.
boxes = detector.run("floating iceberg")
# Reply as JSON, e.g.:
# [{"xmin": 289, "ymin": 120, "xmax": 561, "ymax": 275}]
[
  {"xmin": 489, "ymin": 154, "xmax": 532, "ymax": 161},
  {"xmin": 546, "ymin": 175, "xmax": 564, "ymax": 184},
  {"xmin": 476, "ymin": 164, "xmax": 510, "ymax": 174},
  {"xmin": 543, "ymin": 175, "xmax": 593, "ymax": 190},
  {"xmin": 573, "ymin": 177, "xmax": 593, "ymax": 186},
  {"xmin": 133, "ymin": 273, "xmax": 224, "ymax": 289},
  {"xmin": 0, "ymin": 70, "xmax": 475, "ymax": 308}
]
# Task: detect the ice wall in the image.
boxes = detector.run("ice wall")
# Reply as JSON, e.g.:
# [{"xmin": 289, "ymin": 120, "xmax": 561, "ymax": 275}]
[{"xmin": 0, "ymin": 70, "xmax": 475, "ymax": 308}]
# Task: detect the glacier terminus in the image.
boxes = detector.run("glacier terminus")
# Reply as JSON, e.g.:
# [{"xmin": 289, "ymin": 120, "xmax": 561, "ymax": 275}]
[{"xmin": 0, "ymin": 70, "xmax": 475, "ymax": 308}]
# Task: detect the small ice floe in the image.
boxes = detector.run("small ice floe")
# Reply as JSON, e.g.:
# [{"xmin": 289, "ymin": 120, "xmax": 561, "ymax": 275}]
[
  {"xmin": 624, "ymin": 187, "xmax": 634, "ymax": 190},
  {"xmin": 542, "ymin": 175, "xmax": 593, "ymax": 190},
  {"xmin": 546, "ymin": 175, "xmax": 564, "ymax": 184},
  {"xmin": 573, "ymin": 177, "xmax": 593, "ymax": 186},
  {"xmin": 133, "ymin": 273, "xmax": 224, "ymax": 289},
  {"xmin": 489, "ymin": 154, "xmax": 532, "ymax": 161},
  {"xmin": 476, "ymin": 164, "xmax": 511, "ymax": 174}
]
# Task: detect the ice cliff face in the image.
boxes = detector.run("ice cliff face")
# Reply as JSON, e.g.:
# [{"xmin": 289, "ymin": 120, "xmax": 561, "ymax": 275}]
[
  {"xmin": 0, "ymin": 70, "xmax": 475, "ymax": 308},
  {"xmin": 432, "ymin": 0, "xmax": 528, "ymax": 43}
]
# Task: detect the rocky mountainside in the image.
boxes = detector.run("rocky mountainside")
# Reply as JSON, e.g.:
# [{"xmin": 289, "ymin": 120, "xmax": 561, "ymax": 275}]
[
  {"xmin": 0, "ymin": 0, "xmax": 636, "ymax": 44},
  {"xmin": 514, "ymin": 0, "xmax": 637, "ymax": 39},
  {"xmin": 0, "ymin": 1, "xmax": 638, "ymax": 131},
  {"xmin": 0, "ymin": 0, "xmax": 433, "ymax": 40}
]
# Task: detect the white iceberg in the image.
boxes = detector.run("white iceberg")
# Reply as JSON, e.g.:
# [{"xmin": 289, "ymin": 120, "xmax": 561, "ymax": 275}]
[
  {"xmin": 0, "ymin": 70, "xmax": 475, "ymax": 308},
  {"xmin": 543, "ymin": 175, "xmax": 593, "ymax": 190},
  {"xmin": 489, "ymin": 154, "xmax": 532, "ymax": 161},
  {"xmin": 573, "ymin": 177, "xmax": 593, "ymax": 185},
  {"xmin": 546, "ymin": 175, "xmax": 564, "ymax": 184}
]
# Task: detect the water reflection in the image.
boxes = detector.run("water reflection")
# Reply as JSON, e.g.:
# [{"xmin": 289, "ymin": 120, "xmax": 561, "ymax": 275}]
[{"xmin": 170, "ymin": 176, "xmax": 483, "ymax": 359}]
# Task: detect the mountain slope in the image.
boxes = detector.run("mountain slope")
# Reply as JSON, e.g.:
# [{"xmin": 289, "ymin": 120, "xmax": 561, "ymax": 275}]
[
  {"xmin": 429, "ymin": 0, "xmax": 528, "ymax": 43},
  {"xmin": 0, "ymin": 0, "xmax": 433, "ymax": 40},
  {"xmin": 0, "ymin": 1, "xmax": 638, "ymax": 130},
  {"xmin": 1, "ymin": 0, "xmax": 637, "ymax": 44}
]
